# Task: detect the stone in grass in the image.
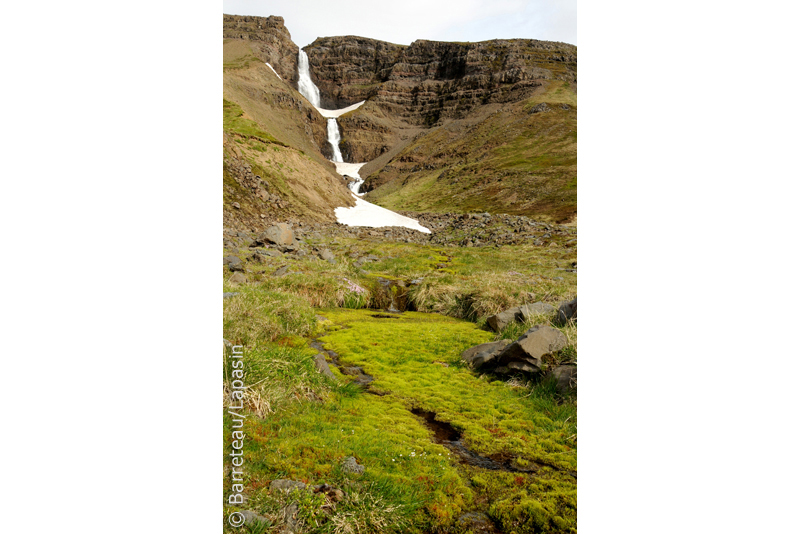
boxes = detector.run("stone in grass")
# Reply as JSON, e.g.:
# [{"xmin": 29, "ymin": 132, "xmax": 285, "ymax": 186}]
[
  {"xmin": 258, "ymin": 223, "xmax": 294, "ymax": 246},
  {"xmin": 546, "ymin": 364, "xmax": 577, "ymax": 394},
  {"xmin": 318, "ymin": 249, "xmax": 336, "ymax": 264},
  {"xmin": 313, "ymin": 354, "xmax": 335, "ymax": 378},
  {"xmin": 556, "ymin": 297, "xmax": 577, "ymax": 325},
  {"xmin": 341, "ymin": 456, "xmax": 365, "ymax": 475},
  {"xmin": 272, "ymin": 265, "xmax": 289, "ymax": 277},
  {"xmin": 270, "ymin": 479, "xmax": 306, "ymax": 492},
  {"xmin": 486, "ymin": 308, "xmax": 520, "ymax": 332},
  {"xmin": 461, "ymin": 340, "xmax": 510, "ymax": 368},
  {"xmin": 496, "ymin": 325, "xmax": 568, "ymax": 371},
  {"xmin": 229, "ymin": 272, "xmax": 247, "ymax": 285}
]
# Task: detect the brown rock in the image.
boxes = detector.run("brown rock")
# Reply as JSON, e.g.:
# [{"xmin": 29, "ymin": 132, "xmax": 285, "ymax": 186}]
[
  {"xmin": 497, "ymin": 325, "xmax": 568, "ymax": 371},
  {"xmin": 258, "ymin": 223, "xmax": 294, "ymax": 246}
]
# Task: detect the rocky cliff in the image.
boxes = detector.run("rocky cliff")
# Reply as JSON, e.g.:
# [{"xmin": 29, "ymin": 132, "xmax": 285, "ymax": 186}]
[
  {"xmin": 223, "ymin": 15, "xmax": 299, "ymax": 83},
  {"xmin": 305, "ymin": 36, "xmax": 576, "ymax": 126}
]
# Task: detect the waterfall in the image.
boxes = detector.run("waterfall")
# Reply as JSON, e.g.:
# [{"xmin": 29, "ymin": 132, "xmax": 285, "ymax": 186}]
[
  {"xmin": 327, "ymin": 119, "xmax": 344, "ymax": 163},
  {"xmin": 297, "ymin": 50, "xmax": 320, "ymax": 108}
]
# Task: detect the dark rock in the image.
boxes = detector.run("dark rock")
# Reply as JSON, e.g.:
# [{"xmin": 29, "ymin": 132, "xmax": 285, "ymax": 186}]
[
  {"xmin": 556, "ymin": 297, "xmax": 577, "ymax": 325},
  {"xmin": 229, "ymin": 261, "xmax": 245, "ymax": 272},
  {"xmin": 341, "ymin": 456, "xmax": 365, "ymax": 474},
  {"xmin": 461, "ymin": 340, "xmax": 510, "ymax": 368},
  {"xmin": 272, "ymin": 265, "xmax": 289, "ymax": 277},
  {"xmin": 313, "ymin": 354, "xmax": 335, "ymax": 378},
  {"xmin": 547, "ymin": 364, "xmax": 577, "ymax": 394}
]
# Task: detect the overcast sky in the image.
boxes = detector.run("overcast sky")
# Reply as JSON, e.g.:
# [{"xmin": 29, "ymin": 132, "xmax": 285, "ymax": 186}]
[{"xmin": 222, "ymin": 0, "xmax": 576, "ymax": 48}]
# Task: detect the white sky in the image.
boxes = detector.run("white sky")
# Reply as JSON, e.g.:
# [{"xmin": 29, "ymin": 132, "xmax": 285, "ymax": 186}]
[{"xmin": 222, "ymin": 0, "xmax": 576, "ymax": 48}]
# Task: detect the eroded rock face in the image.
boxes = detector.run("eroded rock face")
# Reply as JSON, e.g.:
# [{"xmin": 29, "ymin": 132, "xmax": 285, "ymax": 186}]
[
  {"xmin": 306, "ymin": 36, "xmax": 577, "ymax": 125},
  {"xmin": 222, "ymin": 15, "xmax": 299, "ymax": 82}
]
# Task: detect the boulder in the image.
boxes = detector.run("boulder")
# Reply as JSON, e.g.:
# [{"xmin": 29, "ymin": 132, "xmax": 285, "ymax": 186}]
[
  {"xmin": 496, "ymin": 325, "xmax": 568, "ymax": 371},
  {"xmin": 461, "ymin": 340, "xmax": 510, "ymax": 368},
  {"xmin": 318, "ymin": 249, "xmax": 336, "ymax": 263},
  {"xmin": 547, "ymin": 364, "xmax": 577, "ymax": 394},
  {"xmin": 272, "ymin": 265, "xmax": 289, "ymax": 277},
  {"xmin": 341, "ymin": 456, "xmax": 365, "ymax": 474},
  {"xmin": 313, "ymin": 354, "xmax": 335, "ymax": 378},
  {"xmin": 257, "ymin": 223, "xmax": 294, "ymax": 246},
  {"xmin": 487, "ymin": 308, "xmax": 520, "ymax": 332},
  {"xmin": 556, "ymin": 298, "xmax": 577, "ymax": 325},
  {"xmin": 229, "ymin": 272, "xmax": 247, "ymax": 285}
]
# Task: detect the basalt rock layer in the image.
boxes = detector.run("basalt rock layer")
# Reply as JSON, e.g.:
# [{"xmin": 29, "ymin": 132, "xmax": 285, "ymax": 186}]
[{"xmin": 305, "ymin": 36, "xmax": 576, "ymax": 126}]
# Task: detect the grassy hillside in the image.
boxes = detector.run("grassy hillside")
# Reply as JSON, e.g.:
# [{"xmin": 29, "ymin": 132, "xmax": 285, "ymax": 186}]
[
  {"xmin": 223, "ymin": 39, "xmax": 354, "ymax": 228},
  {"xmin": 361, "ymin": 81, "xmax": 576, "ymax": 223}
]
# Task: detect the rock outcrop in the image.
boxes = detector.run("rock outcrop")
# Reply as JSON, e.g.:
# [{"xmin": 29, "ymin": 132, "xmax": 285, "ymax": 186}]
[
  {"xmin": 306, "ymin": 37, "xmax": 576, "ymax": 125},
  {"xmin": 223, "ymin": 15, "xmax": 299, "ymax": 82}
]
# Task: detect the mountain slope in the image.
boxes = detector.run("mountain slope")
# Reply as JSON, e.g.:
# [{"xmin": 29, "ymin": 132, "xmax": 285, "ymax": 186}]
[
  {"xmin": 303, "ymin": 35, "xmax": 577, "ymax": 222},
  {"xmin": 222, "ymin": 21, "xmax": 355, "ymax": 229}
]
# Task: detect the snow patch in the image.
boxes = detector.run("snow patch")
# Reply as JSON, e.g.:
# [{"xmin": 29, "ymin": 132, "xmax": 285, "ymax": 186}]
[
  {"xmin": 333, "ymin": 162, "xmax": 367, "ymax": 195},
  {"xmin": 316, "ymin": 101, "xmax": 366, "ymax": 118},
  {"xmin": 265, "ymin": 63, "xmax": 281, "ymax": 79},
  {"xmin": 335, "ymin": 194, "xmax": 431, "ymax": 234}
]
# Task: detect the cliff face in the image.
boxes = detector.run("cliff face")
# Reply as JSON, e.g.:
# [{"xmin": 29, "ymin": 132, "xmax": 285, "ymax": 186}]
[
  {"xmin": 223, "ymin": 15, "xmax": 299, "ymax": 83},
  {"xmin": 306, "ymin": 37, "xmax": 576, "ymax": 126}
]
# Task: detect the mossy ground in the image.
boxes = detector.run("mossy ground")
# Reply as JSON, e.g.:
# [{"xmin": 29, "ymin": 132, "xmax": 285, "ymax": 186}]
[
  {"xmin": 224, "ymin": 309, "xmax": 576, "ymax": 533},
  {"xmin": 224, "ymin": 236, "xmax": 577, "ymax": 533}
]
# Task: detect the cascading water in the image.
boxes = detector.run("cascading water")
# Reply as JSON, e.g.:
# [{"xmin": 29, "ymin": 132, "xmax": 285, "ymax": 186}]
[
  {"xmin": 327, "ymin": 119, "xmax": 344, "ymax": 163},
  {"xmin": 297, "ymin": 50, "xmax": 320, "ymax": 107}
]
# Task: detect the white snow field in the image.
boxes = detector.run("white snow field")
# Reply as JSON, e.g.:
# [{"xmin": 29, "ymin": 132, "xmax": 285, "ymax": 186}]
[
  {"xmin": 333, "ymin": 162, "xmax": 367, "ymax": 194},
  {"xmin": 335, "ymin": 194, "xmax": 431, "ymax": 233},
  {"xmin": 265, "ymin": 63, "xmax": 282, "ymax": 79},
  {"xmin": 316, "ymin": 100, "xmax": 365, "ymax": 118}
]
